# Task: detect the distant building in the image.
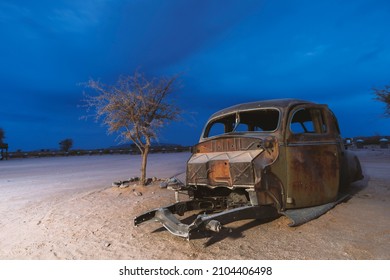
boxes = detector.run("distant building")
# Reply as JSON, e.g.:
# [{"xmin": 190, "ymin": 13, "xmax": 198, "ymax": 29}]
[
  {"xmin": 355, "ymin": 139, "xmax": 364, "ymax": 149},
  {"xmin": 379, "ymin": 138, "xmax": 389, "ymax": 149}
]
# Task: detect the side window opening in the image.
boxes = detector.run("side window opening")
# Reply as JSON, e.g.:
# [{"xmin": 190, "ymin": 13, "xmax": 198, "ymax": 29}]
[{"xmin": 290, "ymin": 108, "xmax": 327, "ymax": 134}]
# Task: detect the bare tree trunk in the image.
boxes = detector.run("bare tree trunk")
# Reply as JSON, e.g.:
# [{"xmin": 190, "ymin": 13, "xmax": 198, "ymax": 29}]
[{"xmin": 140, "ymin": 140, "xmax": 151, "ymax": 186}]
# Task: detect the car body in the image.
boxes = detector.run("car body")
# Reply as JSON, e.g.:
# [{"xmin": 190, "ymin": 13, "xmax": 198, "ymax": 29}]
[
  {"xmin": 187, "ymin": 98, "xmax": 363, "ymax": 210},
  {"xmin": 135, "ymin": 98, "xmax": 363, "ymax": 238}
]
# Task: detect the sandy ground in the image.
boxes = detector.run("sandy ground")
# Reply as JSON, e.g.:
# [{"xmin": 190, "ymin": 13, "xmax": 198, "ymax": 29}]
[{"xmin": 0, "ymin": 150, "xmax": 389, "ymax": 260}]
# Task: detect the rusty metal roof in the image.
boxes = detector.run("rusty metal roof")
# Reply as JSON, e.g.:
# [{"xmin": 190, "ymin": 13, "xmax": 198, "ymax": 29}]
[{"xmin": 209, "ymin": 98, "xmax": 314, "ymax": 119}]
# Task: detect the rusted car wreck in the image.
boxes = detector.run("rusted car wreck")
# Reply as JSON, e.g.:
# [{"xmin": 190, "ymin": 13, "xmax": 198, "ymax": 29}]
[{"xmin": 134, "ymin": 99, "xmax": 363, "ymax": 239}]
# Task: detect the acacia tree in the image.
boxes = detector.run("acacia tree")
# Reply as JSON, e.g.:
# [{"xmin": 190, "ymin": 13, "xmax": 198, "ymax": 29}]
[
  {"xmin": 82, "ymin": 71, "xmax": 181, "ymax": 185},
  {"xmin": 373, "ymin": 84, "xmax": 390, "ymax": 117},
  {"xmin": 0, "ymin": 128, "xmax": 4, "ymax": 144},
  {"xmin": 0, "ymin": 128, "xmax": 8, "ymax": 160},
  {"xmin": 59, "ymin": 138, "xmax": 73, "ymax": 152}
]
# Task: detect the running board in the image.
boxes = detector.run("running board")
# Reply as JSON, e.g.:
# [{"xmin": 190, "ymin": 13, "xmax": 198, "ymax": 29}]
[{"xmin": 281, "ymin": 194, "xmax": 350, "ymax": 227}]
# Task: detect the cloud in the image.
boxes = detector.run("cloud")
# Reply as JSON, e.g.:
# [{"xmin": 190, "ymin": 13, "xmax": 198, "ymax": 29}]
[
  {"xmin": 356, "ymin": 47, "xmax": 384, "ymax": 64},
  {"xmin": 0, "ymin": 2, "xmax": 30, "ymax": 22},
  {"xmin": 304, "ymin": 45, "xmax": 329, "ymax": 57},
  {"xmin": 48, "ymin": 8, "xmax": 95, "ymax": 33},
  {"xmin": 47, "ymin": 0, "xmax": 116, "ymax": 33},
  {"xmin": 104, "ymin": 0, "xmax": 263, "ymax": 72}
]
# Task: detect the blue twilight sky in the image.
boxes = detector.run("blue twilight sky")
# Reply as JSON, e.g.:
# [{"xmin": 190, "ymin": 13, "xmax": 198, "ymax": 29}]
[{"xmin": 1, "ymin": 0, "xmax": 389, "ymax": 151}]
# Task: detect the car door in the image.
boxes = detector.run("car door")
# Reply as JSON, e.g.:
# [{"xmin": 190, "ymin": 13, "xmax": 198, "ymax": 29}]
[{"xmin": 285, "ymin": 105, "xmax": 340, "ymax": 208}]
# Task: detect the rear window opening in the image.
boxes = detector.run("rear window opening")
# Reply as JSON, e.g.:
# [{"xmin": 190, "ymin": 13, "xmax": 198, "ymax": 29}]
[
  {"xmin": 290, "ymin": 108, "xmax": 327, "ymax": 134},
  {"xmin": 204, "ymin": 109, "xmax": 280, "ymax": 138}
]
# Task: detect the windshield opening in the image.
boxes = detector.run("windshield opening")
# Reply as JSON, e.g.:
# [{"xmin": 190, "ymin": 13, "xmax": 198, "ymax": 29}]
[{"xmin": 203, "ymin": 109, "xmax": 280, "ymax": 138}]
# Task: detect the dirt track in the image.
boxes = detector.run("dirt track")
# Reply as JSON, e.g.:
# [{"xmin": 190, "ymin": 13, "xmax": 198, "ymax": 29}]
[{"xmin": 0, "ymin": 150, "xmax": 389, "ymax": 259}]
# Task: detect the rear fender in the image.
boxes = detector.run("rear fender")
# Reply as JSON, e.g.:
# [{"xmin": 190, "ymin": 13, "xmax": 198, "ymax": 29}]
[{"xmin": 340, "ymin": 150, "xmax": 364, "ymax": 189}]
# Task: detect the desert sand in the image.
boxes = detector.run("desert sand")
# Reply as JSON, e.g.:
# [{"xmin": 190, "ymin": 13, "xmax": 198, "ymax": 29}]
[{"xmin": 0, "ymin": 150, "xmax": 389, "ymax": 260}]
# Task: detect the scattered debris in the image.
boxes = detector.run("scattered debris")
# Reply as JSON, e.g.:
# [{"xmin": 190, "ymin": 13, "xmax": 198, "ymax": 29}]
[
  {"xmin": 119, "ymin": 181, "xmax": 130, "ymax": 189},
  {"xmin": 112, "ymin": 181, "xmax": 121, "ymax": 187},
  {"xmin": 129, "ymin": 177, "xmax": 139, "ymax": 182},
  {"xmin": 112, "ymin": 177, "xmax": 140, "ymax": 188},
  {"xmin": 160, "ymin": 177, "xmax": 184, "ymax": 189},
  {"xmin": 113, "ymin": 176, "xmax": 164, "ymax": 189},
  {"xmin": 132, "ymin": 189, "xmax": 142, "ymax": 196}
]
